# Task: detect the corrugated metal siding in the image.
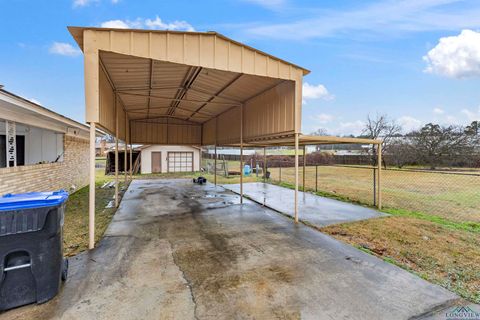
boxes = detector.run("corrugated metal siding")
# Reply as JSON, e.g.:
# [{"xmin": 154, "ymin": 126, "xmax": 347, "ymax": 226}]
[
  {"xmin": 99, "ymin": 67, "xmax": 115, "ymax": 134},
  {"xmin": 201, "ymin": 118, "xmax": 216, "ymax": 145},
  {"xmin": 88, "ymin": 30, "xmax": 303, "ymax": 81},
  {"xmin": 216, "ymin": 106, "xmax": 241, "ymax": 145},
  {"xmin": 130, "ymin": 118, "xmax": 201, "ymax": 145},
  {"xmin": 243, "ymin": 81, "xmax": 296, "ymax": 141}
]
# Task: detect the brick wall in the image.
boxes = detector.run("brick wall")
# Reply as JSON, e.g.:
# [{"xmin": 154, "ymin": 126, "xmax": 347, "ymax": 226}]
[{"xmin": 0, "ymin": 135, "xmax": 89, "ymax": 195}]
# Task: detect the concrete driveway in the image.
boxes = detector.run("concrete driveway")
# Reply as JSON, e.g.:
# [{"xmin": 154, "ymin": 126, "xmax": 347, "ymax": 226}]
[
  {"xmin": 3, "ymin": 179, "xmax": 468, "ymax": 320},
  {"xmin": 223, "ymin": 182, "xmax": 387, "ymax": 227}
]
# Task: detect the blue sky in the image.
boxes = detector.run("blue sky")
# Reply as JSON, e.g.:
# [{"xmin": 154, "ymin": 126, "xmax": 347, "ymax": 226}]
[{"xmin": 1, "ymin": 0, "xmax": 480, "ymax": 135}]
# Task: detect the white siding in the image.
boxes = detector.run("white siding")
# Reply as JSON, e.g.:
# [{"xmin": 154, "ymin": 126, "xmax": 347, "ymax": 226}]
[
  {"xmin": 24, "ymin": 126, "xmax": 64, "ymax": 164},
  {"xmin": 141, "ymin": 145, "xmax": 201, "ymax": 174}
]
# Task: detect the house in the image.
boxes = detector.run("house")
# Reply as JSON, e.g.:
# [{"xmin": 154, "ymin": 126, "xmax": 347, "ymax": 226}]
[
  {"xmin": 0, "ymin": 87, "xmax": 91, "ymax": 195},
  {"xmin": 140, "ymin": 145, "xmax": 201, "ymax": 174}
]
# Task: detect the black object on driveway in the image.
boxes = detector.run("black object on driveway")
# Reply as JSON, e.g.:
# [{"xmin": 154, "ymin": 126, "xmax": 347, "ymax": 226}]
[
  {"xmin": 0, "ymin": 190, "xmax": 69, "ymax": 311},
  {"xmin": 193, "ymin": 177, "xmax": 207, "ymax": 185}
]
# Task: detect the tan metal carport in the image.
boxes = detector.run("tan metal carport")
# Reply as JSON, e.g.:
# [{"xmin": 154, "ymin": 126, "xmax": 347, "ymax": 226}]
[{"xmin": 69, "ymin": 27, "xmax": 381, "ymax": 249}]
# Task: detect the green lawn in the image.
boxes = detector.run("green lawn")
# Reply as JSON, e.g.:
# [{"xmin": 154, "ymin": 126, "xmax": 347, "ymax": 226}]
[{"xmin": 63, "ymin": 168, "xmax": 127, "ymax": 256}]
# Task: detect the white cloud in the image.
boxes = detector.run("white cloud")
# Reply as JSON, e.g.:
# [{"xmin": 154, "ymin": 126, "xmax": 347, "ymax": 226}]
[
  {"xmin": 242, "ymin": 0, "xmax": 286, "ymax": 10},
  {"xmin": 423, "ymin": 30, "xmax": 480, "ymax": 78},
  {"xmin": 398, "ymin": 116, "xmax": 422, "ymax": 132},
  {"xmin": 243, "ymin": 0, "xmax": 480, "ymax": 40},
  {"xmin": 100, "ymin": 19, "xmax": 130, "ymax": 29},
  {"xmin": 324, "ymin": 120, "xmax": 364, "ymax": 136},
  {"xmin": 49, "ymin": 42, "xmax": 81, "ymax": 57},
  {"xmin": 311, "ymin": 113, "xmax": 334, "ymax": 124},
  {"xmin": 433, "ymin": 107, "xmax": 444, "ymax": 114},
  {"xmin": 144, "ymin": 16, "xmax": 195, "ymax": 31},
  {"xmin": 461, "ymin": 107, "xmax": 480, "ymax": 122},
  {"xmin": 302, "ymin": 82, "xmax": 333, "ymax": 102},
  {"xmin": 100, "ymin": 16, "xmax": 195, "ymax": 31},
  {"xmin": 73, "ymin": 0, "xmax": 97, "ymax": 7},
  {"xmin": 73, "ymin": 0, "xmax": 117, "ymax": 7}
]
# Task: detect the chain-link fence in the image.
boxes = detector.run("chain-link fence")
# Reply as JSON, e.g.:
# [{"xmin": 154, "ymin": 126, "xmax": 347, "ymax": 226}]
[
  {"xmin": 201, "ymin": 148, "xmax": 480, "ymax": 223},
  {"xmin": 268, "ymin": 164, "xmax": 480, "ymax": 223}
]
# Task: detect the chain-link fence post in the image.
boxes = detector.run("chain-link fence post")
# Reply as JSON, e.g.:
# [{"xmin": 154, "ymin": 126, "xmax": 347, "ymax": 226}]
[
  {"xmin": 315, "ymin": 165, "xmax": 318, "ymax": 192},
  {"xmin": 373, "ymin": 166, "xmax": 377, "ymax": 206},
  {"xmin": 279, "ymin": 167, "xmax": 282, "ymax": 183}
]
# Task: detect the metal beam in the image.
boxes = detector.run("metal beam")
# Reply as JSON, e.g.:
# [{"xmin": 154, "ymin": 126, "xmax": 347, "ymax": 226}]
[
  {"xmin": 187, "ymin": 73, "xmax": 244, "ymax": 120},
  {"xmin": 116, "ymin": 86, "xmax": 182, "ymax": 92},
  {"xmin": 146, "ymin": 59, "xmax": 154, "ymax": 119},
  {"xmin": 129, "ymin": 119, "xmax": 133, "ymax": 180},
  {"xmin": 263, "ymin": 147, "xmax": 266, "ymax": 183},
  {"xmin": 168, "ymin": 66, "xmax": 203, "ymax": 116},
  {"xmin": 115, "ymin": 95, "xmax": 119, "ymax": 208},
  {"xmin": 125, "ymin": 105, "xmax": 215, "ymax": 117},
  {"xmin": 88, "ymin": 122, "xmax": 96, "ymax": 250},
  {"xmin": 119, "ymin": 92, "xmax": 239, "ymax": 107},
  {"xmin": 377, "ymin": 144, "xmax": 382, "ymax": 210},
  {"xmin": 303, "ymin": 145, "xmax": 306, "ymax": 192},
  {"xmin": 116, "ymin": 85, "xmax": 243, "ymax": 104},
  {"xmin": 124, "ymin": 115, "xmax": 128, "ymax": 185},
  {"xmin": 240, "ymin": 103, "xmax": 244, "ymax": 204},
  {"xmin": 214, "ymin": 145, "xmax": 217, "ymax": 187},
  {"xmin": 294, "ymin": 133, "xmax": 299, "ymax": 223}
]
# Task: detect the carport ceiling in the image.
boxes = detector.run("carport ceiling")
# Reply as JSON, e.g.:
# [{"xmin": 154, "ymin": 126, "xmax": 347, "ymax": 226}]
[{"xmin": 100, "ymin": 51, "xmax": 285, "ymax": 124}]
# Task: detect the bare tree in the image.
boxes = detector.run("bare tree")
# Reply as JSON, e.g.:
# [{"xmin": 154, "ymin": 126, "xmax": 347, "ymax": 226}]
[
  {"xmin": 361, "ymin": 113, "xmax": 402, "ymax": 166},
  {"xmin": 309, "ymin": 128, "xmax": 330, "ymax": 151},
  {"xmin": 309, "ymin": 128, "xmax": 329, "ymax": 136},
  {"xmin": 410, "ymin": 123, "xmax": 473, "ymax": 170},
  {"xmin": 388, "ymin": 138, "xmax": 416, "ymax": 168}
]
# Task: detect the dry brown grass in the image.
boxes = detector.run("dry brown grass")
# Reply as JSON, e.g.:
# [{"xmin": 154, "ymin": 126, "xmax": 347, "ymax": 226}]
[{"xmin": 322, "ymin": 216, "xmax": 480, "ymax": 303}]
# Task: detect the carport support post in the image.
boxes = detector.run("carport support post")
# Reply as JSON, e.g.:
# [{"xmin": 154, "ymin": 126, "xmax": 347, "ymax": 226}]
[
  {"xmin": 129, "ymin": 142, "xmax": 133, "ymax": 179},
  {"xmin": 263, "ymin": 147, "xmax": 266, "ymax": 183},
  {"xmin": 214, "ymin": 145, "xmax": 217, "ymax": 186},
  {"xmin": 294, "ymin": 133, "xmax": 299, "ymax": 223},
  {"xmin": 124, "ymin": 140, "xmax": 127, "ymax": 184},
  {"xmin": 115, "ymin": 99, "xmax": 119, "ymax": 208},
  {"xmin": 88, "ymin": 122, "xmax": 96, "ymax": 250},
  {"xmin": 377, "ymin": 143, "xmax": 382, "ymax": 209},
  {"xmin": 115, "ymin": 136, "xmax": 119, "ymax": 207},
  {"xmin": 303, "ymin": 145, "xmax": 306, "ymax": 191},
  {"xmin": 124, "ymin": 116, "xmax": 128, "ymax": 184},
  {"xmin": 240, "ymin": 104, "xmax": 244, "ymax": 204}
]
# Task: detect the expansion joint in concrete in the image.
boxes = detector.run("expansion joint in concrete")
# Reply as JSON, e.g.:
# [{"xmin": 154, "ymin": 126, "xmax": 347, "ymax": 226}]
[{"xmin": 169, "ymin": 240, "xmax": 199, "ymax": 320}]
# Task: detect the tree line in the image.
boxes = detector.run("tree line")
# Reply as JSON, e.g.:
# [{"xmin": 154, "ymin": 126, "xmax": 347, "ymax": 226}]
[{"xmin": 313, "ymin": 114, "xmax": 480, "ymax": 169}]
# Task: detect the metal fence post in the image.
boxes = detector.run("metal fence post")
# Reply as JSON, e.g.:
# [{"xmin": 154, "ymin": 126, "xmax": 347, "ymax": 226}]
[
  {"xmin": 279, "ymin": 167, "xmax": 282, "ymax": 183},
  {"xmin": 373, "ymin": 167, "xmax": 377, "ymax": 206},
  {"xmin": 315, "ymin": 165, "xmax": 318, "ymax": 192}
]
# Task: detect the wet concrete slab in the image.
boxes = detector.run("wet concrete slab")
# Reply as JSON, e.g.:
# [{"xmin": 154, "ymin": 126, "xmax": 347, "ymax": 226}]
[
  {"xmin": 223, "ymin": 182, "xmax": 387, "ymax": 227},
  {"xmin": 2, "ymin": 179, "xmax": 470, "ymax": 320}
]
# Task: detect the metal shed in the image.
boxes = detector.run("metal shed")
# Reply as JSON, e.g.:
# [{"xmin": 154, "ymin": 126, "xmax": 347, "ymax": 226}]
[{"xmin": 69, "ymin": 27, "xmax": 381, "ymax": 249}]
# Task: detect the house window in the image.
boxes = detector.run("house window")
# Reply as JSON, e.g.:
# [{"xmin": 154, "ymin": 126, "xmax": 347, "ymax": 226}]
[
  {"xmin": 0, "ymin": 120, "xmax": 64, "ymax": 168},
  {"xmin": 0, "ymin": 135, "xmax": 25, "ymax": 167}
]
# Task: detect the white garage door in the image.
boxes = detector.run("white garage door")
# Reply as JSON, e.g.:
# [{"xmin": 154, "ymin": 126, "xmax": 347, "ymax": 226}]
[{"xmin": 168, "ymin": 152, "xmax": 193, "ymax": 172}]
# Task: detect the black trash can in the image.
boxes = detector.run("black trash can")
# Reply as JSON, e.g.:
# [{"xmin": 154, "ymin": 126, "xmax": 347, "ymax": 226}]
[{"xmin": 0, "ymin": 190, "xmax": 69, "ymax": 311}]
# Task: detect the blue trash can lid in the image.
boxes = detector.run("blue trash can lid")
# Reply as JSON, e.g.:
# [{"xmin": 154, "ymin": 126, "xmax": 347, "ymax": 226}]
[{"xmin": 0, "ymin": 190, "xmax": 69, "ymax": 211}]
